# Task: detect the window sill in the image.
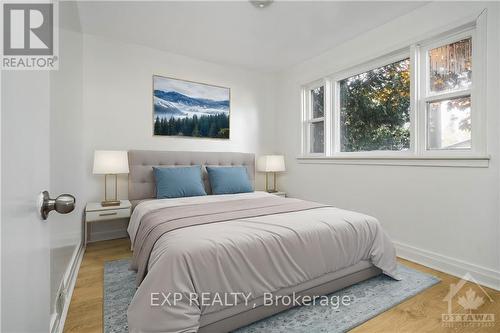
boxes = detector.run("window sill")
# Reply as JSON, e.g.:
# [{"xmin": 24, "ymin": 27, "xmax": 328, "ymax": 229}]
[{"xmin": 296, "ymin": 155, "xmax": 490, "ymax": 168}]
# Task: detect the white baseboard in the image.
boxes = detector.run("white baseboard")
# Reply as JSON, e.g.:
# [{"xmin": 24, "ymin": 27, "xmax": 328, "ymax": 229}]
[
  {"xmin": 394, "ymin": 241, "xmax": 500, "ymax": 291},
  {"xmin": 50, "ymin": 241, "xmax": 85, "ymax": 333}
]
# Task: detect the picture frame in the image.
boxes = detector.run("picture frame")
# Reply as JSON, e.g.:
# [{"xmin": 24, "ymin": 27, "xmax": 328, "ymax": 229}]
[{"xmin": 152, "ymin": 75, "xmax": 231, "ymax": 139}]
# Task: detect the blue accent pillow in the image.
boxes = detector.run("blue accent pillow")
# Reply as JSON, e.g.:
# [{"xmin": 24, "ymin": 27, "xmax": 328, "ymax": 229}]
[
  {"xmin": 153, "ymin": 166, "xmax": 207, "ymax": 199},
  {"xmin": 206, "ymin": 166, "xmax": 253, "ymax": 195}
]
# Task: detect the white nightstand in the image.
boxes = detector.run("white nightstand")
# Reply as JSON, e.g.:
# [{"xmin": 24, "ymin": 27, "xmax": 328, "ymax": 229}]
[
  {"xmin": 271, "ymin": 191, "xmax": 286, "ymax": 198},
  {"xmin": 84, "ymin": 200, "xmax": 131, "ymax": 245}
]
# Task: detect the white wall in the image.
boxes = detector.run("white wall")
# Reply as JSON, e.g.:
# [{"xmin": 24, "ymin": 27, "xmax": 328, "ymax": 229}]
[
  {"xmin": 274, "ymin": 2, "xmax": 500, "ymax": 289},
  {"xmin": 81, "ymin": 34, "xmax": 276, "ymax": 239}
]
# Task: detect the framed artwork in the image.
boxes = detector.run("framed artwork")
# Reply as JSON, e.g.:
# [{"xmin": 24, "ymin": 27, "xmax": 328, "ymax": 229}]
[{"xmin": 153, "ymin": 75, "xmax": 230, "ymax": 138}]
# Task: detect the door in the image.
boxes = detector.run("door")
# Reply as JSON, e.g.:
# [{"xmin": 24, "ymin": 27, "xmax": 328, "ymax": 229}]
[
  {"xmin": 1, "ymin": 48, "xmax": 82, "ymax": 333},
  {"xmin": 1, "ymin": 3, "xmax": 84, "ymax": 329},
  {"xmin": 1, "ymin": 70, "xmax": 53, "ymax": 331}
]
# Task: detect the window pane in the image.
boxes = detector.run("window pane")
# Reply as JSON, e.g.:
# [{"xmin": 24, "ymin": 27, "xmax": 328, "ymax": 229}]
[
  {"xmin": 427, "ymin": 96, "xmax": 471, "ymax": 150},
  {"xmin": 310, "ymin": 121, "xmax": 324, "ymax": 153},
  {"xmin": 311, "ymin": 86, "xmax": 324, "ymax": 118},
  {"xmin": 339, "ymin": 58, "xmax": 410, "ymax": 152},
  {"xmin": 429, "ymin": 38, "xmax": 472, "ymax": 93}
]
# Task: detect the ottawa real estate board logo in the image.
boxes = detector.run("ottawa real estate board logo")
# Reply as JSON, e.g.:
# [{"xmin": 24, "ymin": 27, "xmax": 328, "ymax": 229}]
[
  {"xmin": 442, "ymin": 273, "xmax": 495, "ymax": 328},
  {"xmin": 1, "ymin": 2, "xmax": 58, "ymax": 70}
]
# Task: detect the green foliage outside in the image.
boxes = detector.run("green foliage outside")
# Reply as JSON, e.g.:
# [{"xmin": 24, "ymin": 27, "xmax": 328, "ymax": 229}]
[
  {"xmin": 154, "ymin": 114, "xmax": 230, "ymax": 139},
  {"xmin": 339, "ymin": 59, "xmax": 411, "ymax": 152}
]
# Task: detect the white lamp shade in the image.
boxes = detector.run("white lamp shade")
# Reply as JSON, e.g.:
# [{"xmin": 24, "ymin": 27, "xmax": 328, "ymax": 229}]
[
  {"xmin": 257, "ymin": 155, "xmax": 286, "ymax": 172},
  {"xmin": 93, "ymin": 150, "xmax": 129, "ymax": 174}
]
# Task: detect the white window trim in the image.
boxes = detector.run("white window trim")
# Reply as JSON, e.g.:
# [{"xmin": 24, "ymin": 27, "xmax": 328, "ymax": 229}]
[
  {"xmin": 299, "ymin": 11, "xmax": 489, "ymax": 167},
  {"xmin": 301, "ymin": 79, "xmax": 327, "ymax": 156},
  {"xmin": 296, "ymin": 155, "xmax": 489, "ymax": 168}
]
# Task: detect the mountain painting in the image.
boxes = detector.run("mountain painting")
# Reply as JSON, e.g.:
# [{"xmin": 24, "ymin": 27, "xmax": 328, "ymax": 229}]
[{"xmin": 153, "ymin": 75, "xmax": 230, "ymax": 138}]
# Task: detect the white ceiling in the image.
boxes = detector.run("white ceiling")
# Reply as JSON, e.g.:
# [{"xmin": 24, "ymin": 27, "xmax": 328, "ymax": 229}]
[{"xmin": 73, "ymin": 1, "xmax": 427, "ymax": 72}]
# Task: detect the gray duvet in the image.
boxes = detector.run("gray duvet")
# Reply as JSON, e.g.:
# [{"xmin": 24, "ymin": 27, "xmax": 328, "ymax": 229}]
[{"xmin": 127, "ymin": 193, "xmax": 398, "ymax": 333}]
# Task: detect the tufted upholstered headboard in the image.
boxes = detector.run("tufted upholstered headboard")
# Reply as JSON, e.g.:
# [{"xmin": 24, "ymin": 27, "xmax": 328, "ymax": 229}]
[{"xmin": 128, "ymin": 150, "xmax": 255, "ymax": 206}]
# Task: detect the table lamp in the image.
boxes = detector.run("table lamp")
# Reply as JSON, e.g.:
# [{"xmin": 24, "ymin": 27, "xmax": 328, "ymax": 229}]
[
  {"xmin": 257, "ymin": 155, "xmax": 286, "ymax": 193},
  {"xmin": 93, "ymin": 150, "xmax": 129, "ymax": 206}
]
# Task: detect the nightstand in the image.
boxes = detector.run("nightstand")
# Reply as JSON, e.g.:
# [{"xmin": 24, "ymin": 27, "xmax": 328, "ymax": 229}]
[
  {"xmin": 271, "ymin": 191, "xmax": 286, "ymax": 198},
  {"xmin": 84, "ymin": 200, "xmax": 131, "ymax": 245}
]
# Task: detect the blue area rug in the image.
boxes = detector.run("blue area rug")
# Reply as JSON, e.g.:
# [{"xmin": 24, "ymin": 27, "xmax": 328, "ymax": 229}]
[{"xmin": 104, "ymin": 259, "xmax": 439, "ymax": 333}]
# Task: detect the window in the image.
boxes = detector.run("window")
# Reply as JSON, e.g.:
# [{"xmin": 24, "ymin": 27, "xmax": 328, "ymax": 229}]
[
  {"xmin": 427, "ymin": 97, "xmax": 471, "ymax": 150},
  {"xmin": 339, "ymin": 58, "xmax": 411, "ymax": 152},
  {"xmin": 303, "ymin": 84, "xmax": 325, "ymax": 154},
  {"xmin": 428, "ymin": 38, "xmax": 472, "ymax": 93},
  {"xmin": 301, "ymin": 19, "xmax": 486, "ymax": 165},
  {"xmin": 424, "ymin": 38, "xmax": 472, "ymax": 150}
]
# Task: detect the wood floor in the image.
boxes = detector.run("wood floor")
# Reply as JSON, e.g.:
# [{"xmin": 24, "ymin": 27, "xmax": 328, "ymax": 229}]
[{"xmin": 64, "ymin": 238, "xmax": 499, "ymax": 333}]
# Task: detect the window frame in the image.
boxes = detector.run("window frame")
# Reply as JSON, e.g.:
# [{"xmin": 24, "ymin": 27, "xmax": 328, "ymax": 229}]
[
  {"xmin": 301, "ymin": 79, "xmax": 329, "ymax": 156},
  {"xmin": 299, "ymin": 13, "xmax": 488, "ymax": 166}
]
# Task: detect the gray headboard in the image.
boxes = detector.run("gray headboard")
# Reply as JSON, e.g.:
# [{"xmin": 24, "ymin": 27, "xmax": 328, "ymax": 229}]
[{"xmin": 128, "ymin": 150, "xmax": 255, "ymax": 204}]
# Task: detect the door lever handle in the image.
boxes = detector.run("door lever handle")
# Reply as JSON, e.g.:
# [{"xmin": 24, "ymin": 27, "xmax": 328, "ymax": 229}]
[{"xmin": 39, "ymin": 191, "xmax": 76, "ymax": 220}]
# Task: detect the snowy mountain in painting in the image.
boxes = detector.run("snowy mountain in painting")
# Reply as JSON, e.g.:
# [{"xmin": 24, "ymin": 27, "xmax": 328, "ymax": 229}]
[{"xmin": 153, "ymin": 90, "xmax": 229, "ymax": 119}]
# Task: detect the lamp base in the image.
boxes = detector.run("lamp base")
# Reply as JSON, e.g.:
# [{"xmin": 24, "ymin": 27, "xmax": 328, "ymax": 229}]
[
  {"xmin": 101, "ymin": 200, "xmax": 121, "ymax": 207},
  {"xmin": 265, "ymin": 172, "xmax": 279, "ymax": 193}
]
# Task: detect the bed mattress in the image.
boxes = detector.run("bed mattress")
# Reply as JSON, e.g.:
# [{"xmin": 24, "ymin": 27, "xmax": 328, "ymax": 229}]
[{"xmin": 127, "ymin": 191, "xmax": 398, "ymax": 333}]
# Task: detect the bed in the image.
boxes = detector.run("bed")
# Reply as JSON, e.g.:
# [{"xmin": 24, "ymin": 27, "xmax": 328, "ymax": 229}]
[{"xmin": 126, "ymin": 150, "xmax": 398, "ymax": 333}]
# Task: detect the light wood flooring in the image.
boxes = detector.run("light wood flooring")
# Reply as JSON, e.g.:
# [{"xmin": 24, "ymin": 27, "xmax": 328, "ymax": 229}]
[{"xmin": 64, "ymin": 238, "xmax": 499, "ymax": 333}]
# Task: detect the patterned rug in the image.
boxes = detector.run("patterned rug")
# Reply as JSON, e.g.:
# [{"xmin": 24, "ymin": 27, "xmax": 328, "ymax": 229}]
[{"xmin": 104, "ymin": 259, "xmax": 439, "ymax": 333}]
